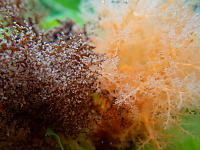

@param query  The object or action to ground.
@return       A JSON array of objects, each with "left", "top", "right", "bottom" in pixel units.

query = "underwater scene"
[{"left": 0, "top": 0, "right": 200, "bottom": 149}]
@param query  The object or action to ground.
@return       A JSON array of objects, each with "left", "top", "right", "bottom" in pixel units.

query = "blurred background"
[{"left": 38, "top": 0, "right": 82, "bottom": 29}]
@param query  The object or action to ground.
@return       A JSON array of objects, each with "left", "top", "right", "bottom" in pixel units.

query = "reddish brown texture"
[{"left": 0, "top": 0, "right": 103, "bottom": 149}]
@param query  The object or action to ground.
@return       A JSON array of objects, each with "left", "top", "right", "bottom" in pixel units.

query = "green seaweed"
[{"left": 45, "top": 128, "right": 64, "bottom": 150}]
